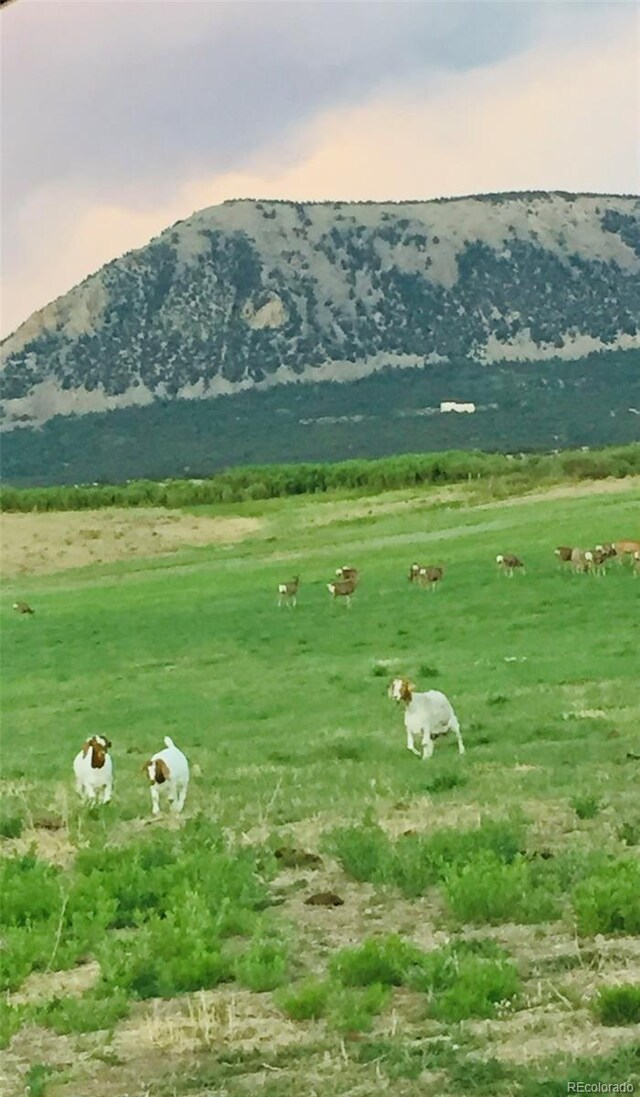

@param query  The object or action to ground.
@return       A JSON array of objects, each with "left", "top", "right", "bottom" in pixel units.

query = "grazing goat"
[
  {"left": 496, "top": 554, "right": 525, "bottom": 577},
  {"left": 633, "top": 550, "right": 640, "bottom": 577},
  {"left": 589, "top": 548, "right": 610, "bottom": 577},
  {"left": 554, "top": 546, "right": 573, "bottom": 566},
  {"left": 277, "top": 575, "right": 300, "bottom": 608},
  {"left": 388, "top": 676, "right": 464, "bottom": 760},
  {"left": 335, "top": 566, "right": 359, "bottom": 585},
  {"left": 73, "top": 736, "right": 113, "bottom": 805},
  {"left": 409, "top": 563, "right": 443, "bottom": 591},
  {"left": 13, "top": 601, "right": 35, "bottom": 615},
  {"left": 570, "top": 548, "right": 593, "bottom": 574},
  {"left": 611, "top": 540, "right": 640, "bottom": 563},
  {"left": 327, "top": 576, "right": 356, "bottom": 606},
  {"left": 143, "top": 736, "right": 190, "bottom": 815}
]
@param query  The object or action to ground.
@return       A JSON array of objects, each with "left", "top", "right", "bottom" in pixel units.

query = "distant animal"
[
  {"left": 496, "top": 554, "right": 525, "bottom": 577},
  {"left": 73, "top": 735, "right": 113, "bottom": 805},
  {"left": 570, "top": 548, "right": 593, "bottom": 574},
  {"left": 589, "top": 548, "right": 610, "bottom": 577},
  {"left": 409, "top": 563, "right": 443, "bottom": 590},
  {"left": 13, "top": 601, "right": 34, "bottom": 615},
  {"left": 277, "top": 575, "right": 300, "bottom": 608},
  {"left": 388, "top": 676, "right": 464, "bottom": 760},
  {"left": 335, "top": 566, "right": 359, "bottom": 585},
  {"left": 327, "top": 577, "right": 357, "bottom": 606},
  {"left": 611, "top": 540, "right": 640, "bottom": 563},
  {"left": 143, "top": 736, "right": 189, "bottom": 815},
  {"left": 554, "top": 546, "right": 573, "bottom": 565},
  {"left": 633, "top": 550, "right": 640, "bottom": 577}
]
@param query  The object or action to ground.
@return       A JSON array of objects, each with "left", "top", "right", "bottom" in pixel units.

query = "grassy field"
[{"left": 1, "top": 477, "right": 639, "bottom": 1096}]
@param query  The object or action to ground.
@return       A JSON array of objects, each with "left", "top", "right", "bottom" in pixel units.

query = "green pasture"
[{"left": 1, "top": 479, "right": 639, "bottom": 1096}]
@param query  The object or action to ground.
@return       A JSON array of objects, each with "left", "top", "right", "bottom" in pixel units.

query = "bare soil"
[{"left": 0, "top": 508, "right": 262, "bottom": 578}]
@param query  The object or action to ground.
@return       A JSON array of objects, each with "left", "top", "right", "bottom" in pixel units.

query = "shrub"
[
  {"left": 36, "top": 989, "right": 130, "bottom": 1034},
  {"left": 571, "top": 795, "right": 601, "bottom": 820},
  {"left": 573, "top": 859, "right": 640, "bottom": 935},
  {"left": 329, "top": 984, "right": 391, "bottom": 1033},
  {"left": 327, "top": 819, "right": 394, "bottom": 884},
  {"left": 408, "top": 939, "right": 520, "bottom": 1021},
  {"left": 593, "top": 984, "right": 640, "bottom": 1026},
  {"left": 328, "top": 816, "right": 524, "bottom": 898},
  {"left": 275, "top": 978, "right": 331, "bottom": 1021},
  {"left": 0, "top": 1000, "right": 31, "bottom": 1049},
  {"left": 0, "top": 806, "right": 25, "bottom": 839},
  {"left": 98, "top": 895, "right": 232, "bottom": 999},
  {"left": 617, "top": 819, "right": 640, "bottom": 846},
  {"left": 442, "top": 852, "right": 561, "bottom": 925},
  {"left": 330, "top": 935, "right": 424, "bottom": 987},
  {"left": 234, "top": 936, "right": 288, "bottom": 992}
]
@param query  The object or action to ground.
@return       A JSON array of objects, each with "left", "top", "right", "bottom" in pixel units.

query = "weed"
[
  {"left": 571, "top": 794, "right": 601, "bottom": 820},
  {"left": 418, "top": 664, "right": 440, "bottom": 678},
  {"left": 25, "top": 1064, "right": 55, "bottom": 1097},
  {"left": 275, "top": 978, "right": 331, "bottom": 1021},
  {"left": 0, "top": 805, "right": 25, "bottom": 838},
  {"left": 442, "top": 852, "right": 561, "bottom": 925},
  {"left": 234, "top": 936, "right": 289, "bottom": 992},
  {"left": 573, "top": 858, "right": 640, "bottom": 935},
  {"left": 423, "top": 768, "right": 468, "bottom": 794},
  {"left": 593, "top": 984, "right": 640, "bottom": 1025},
  {"left": 36, "top": 989, "right": 130, "bottom": 1034},
  {"left": 330, "top": 935, "right": 424, "bottom": 987},
  {"left": 408, "top": 939, "right": 520, "bottom": 1021},
  {"left": 326, "top": 818, "right": 394, "bottom": 884},
  {"left": 617, "top": 819, "right": 640, "bottom": 846},
  {"left": 329, "top": 983, "right": 391, "bottom": 1033}
]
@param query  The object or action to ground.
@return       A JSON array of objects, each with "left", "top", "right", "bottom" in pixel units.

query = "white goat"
[
  {"left": 143, "top": 736, "right": 190, "bottom": 815},
  {"left": 388, "top": 677, "right": 464, "bottom": 760},
  {"left": 73, "top": 736, "right": 113, "bottom": 804}
]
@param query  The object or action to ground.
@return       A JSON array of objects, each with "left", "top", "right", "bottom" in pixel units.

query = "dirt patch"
[
  {"left": 469, "top": 1006, "right": 639, "bottom": 1064},
  {"left": 0, "top": 508, "right": 262, "bottom": 578},
  {"left": 9, "top": 961, "right": 100, "bottom": 1006},
  {"left": 1, "top": 825, "right": 77, "bottom": 867},
  {"left": 476, "top": 475, "right": 640, "bottom": 510}
]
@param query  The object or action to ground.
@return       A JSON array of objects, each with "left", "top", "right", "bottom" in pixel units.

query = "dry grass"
[{"left": 0, "top": 508, "right": 261, "bottom": 577}]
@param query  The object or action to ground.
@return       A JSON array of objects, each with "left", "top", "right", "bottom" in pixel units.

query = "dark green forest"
[{"left": 1, "top": 350, "right": 638, "bottom": 487}]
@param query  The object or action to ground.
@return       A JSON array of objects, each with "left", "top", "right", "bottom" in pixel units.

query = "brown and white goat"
[
  {"left": 570, "top": 548, "right": 593, "bottom": 574},
  {"left": 277, "top": 575, "right": 300, "bottom": 608},
  {"left": 73, "top": 736, "right": 113, "bottom": 804},
  {"left": 409, "top": 563, "right": 444, "bottom": 590},
  {"left": 327, "top": 576, "right": 357, "bottom": 606},
  {"left": 496, "top": 554, "right": 525, "bottom": 577},
  {"left": 335, "top": 566, "right": 359, "bottom": 585},
  {"left": 554, "top": 546, "right": 573, "bottom": 566},
  {"left": 143, "top": 736, "right": 190, "bottom": 815},
  {"left": 388, "top": 676, "right": 464, "bottom": 760}
]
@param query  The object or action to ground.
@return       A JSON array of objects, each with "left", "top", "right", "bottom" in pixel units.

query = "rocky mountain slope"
[{"left": 2, "top": 193, "right": 639, "bottom": 430}]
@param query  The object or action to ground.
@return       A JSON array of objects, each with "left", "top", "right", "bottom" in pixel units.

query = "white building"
[{"left": 440, "top": 401, "right": 476, "bottom": 414}]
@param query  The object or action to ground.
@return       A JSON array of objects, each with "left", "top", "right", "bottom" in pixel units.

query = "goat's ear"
[
  {"left": 155, "top": 759, "right": 170, "bottom": 784},
  {"left": 104, "top": 738, "right": 112, "bottom": 750},
  {"left": 81, "top": 739, "right": 92, "bottom": 757}
]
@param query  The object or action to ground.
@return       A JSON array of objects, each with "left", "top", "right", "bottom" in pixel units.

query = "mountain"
[{"left": 2, "top": 192, "right": 639, "bottom": 484}]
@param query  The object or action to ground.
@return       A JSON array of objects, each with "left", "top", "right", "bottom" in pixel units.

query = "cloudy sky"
[{"left": 2, "top": 0, "right": 638, "bottom": 337}]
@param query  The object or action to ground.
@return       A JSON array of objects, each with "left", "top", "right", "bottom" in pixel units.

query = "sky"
[{"left": 1, "top": 0, "right": 638, "bottom": 338}]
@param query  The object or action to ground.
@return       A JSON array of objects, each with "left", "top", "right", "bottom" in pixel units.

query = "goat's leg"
[
  {"left": 150, "top": 787, "right": 160, "bottom": 815},
  {"left": 102, "top": 783, "right": 112, "bottom": 804},
  {"left": 406, "top": 729, "right": 421, "bottom": 757},
  {"left": 451, "top": 721, "right": 465, "bottom": 755},
  {"left": 176, "top": 784, "right": 188, "bottom": 813},
  {"left": 421, "top": 734, "right": 434, "bottom": 761}
]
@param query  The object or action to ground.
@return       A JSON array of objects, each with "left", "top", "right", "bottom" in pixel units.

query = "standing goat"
[
  {"left": 388, "top": 677, "right": 464, "bottom": 760},
  {"left": 277, "top": 576, "right": 300, "bottom": 608},
  {"left": 570, "top": 548, "right": 593, "bottom": 574},
  {"left": 409, "top": 563, "right": 444, "bottom": 591},
  {"left": 496, "top": 554, "right": 525, "bottom": 577},
  {"left": 327, "top": 576, "right": 357, "bottom": 607},
  {"left": 335, "top": 566, "right": 359, "bottom": 585},
  {"left": 73, "top": 736, "right": 113, "bottom": 805},
  {"left": 143, "top": 736, "right": 190, "bottom": 815}
]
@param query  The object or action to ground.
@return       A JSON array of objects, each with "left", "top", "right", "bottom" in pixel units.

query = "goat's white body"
[
  {"left": 73, "top": 747, "right": 113, "bottom": 804},
  {"left": 403, "top": 689, "right": 464, "bottom": 760},
  {"left": 147, "top": 736, "right": 190, "bottom": 815}
]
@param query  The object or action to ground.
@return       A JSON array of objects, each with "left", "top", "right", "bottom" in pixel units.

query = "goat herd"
[
  {"left": 277, "top": 539, "right": 640, "bottom": 606},
  {"left": 14, "top": 537, "right": 640, "bottom": 814}
]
